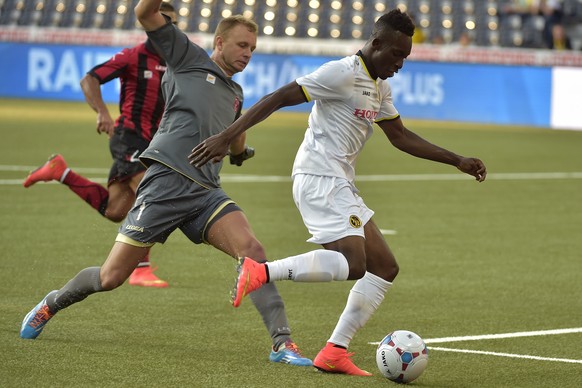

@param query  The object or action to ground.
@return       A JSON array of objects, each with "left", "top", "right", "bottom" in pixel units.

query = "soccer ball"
[{"left": 376, "top": 330, "right": 429, "bottom": 383}]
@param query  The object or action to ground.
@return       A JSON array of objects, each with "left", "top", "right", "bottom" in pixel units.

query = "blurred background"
[
  {"left": 1, "top": 0, "right": 581, "bottom": 129},
  {"left": 2, "top": 0, "right": 581, "bottom": 49}
]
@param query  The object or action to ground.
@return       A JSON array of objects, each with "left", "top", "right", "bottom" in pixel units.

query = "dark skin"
[{"left": 189, "top": 27, "right": 486, "bottom": 282}]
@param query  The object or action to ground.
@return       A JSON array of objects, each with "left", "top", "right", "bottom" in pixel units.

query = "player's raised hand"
[
  {"left": 189, "top": 133, "right": 230, "bottom": 167},
  {"left": 457, "top": 157, "right": 487, "bottom": 182}
]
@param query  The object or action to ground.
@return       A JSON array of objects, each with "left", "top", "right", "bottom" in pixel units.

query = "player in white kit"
[{"left": 190, "top": 9, "right": 487, "bottom": 376}]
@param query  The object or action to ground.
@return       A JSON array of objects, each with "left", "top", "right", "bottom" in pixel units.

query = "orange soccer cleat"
[
  {"left": 23, "top": 154, "right": 68, "bottom": 188},
  {"left": 231, "top": 257, "right": 267, "bottom": 307},
  {"left": 313, "top": 342, "right": 373, "bottom": 376},
  {"left": 129, "top": 266, "right": 169, "bottom": 288}
]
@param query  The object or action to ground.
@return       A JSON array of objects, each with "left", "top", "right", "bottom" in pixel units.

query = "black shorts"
[
  {"left": 118, "top": 163, "right": 241, "bottom": 245},
  {"left": 107, "top": 127, "right": 150, "bottom": 186}
]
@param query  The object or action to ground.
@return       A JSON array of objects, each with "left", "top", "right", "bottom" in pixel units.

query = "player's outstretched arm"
[
  {"left": 379, "top": 117, "right": 487, "bottom": 182},
  {"left": 189, "top": 81, "right": 306, "bottom": 167}
]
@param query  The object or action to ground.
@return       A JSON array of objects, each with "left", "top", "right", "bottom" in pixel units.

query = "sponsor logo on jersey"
[
  {"left": 144, "top": 70, "right": 153, "bottom": 79},
  {"left": 125, "top": 225, "right": 144, "bottom": 233},
  {"left": 155, "top": 65, "right": 167, "bottom": 72},
  {"left": 349, "top": 215, "right": 362, "bottom": 228},
  {"left": 206, "top": 73, "right": 216, "bottom": 84},
  {"left": 362, "top": 90, "right": 371, "bottom": 96},
  {"left": 354, "top": 108, "right": 378, "bottom": 120}
]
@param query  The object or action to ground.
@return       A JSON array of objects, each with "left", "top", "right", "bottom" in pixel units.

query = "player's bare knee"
[
  {"left": 385, "top": 262, "right": 399, "bottom": 282},
  {"left": 107, "top": 214, "right": 126, "bottom": 223},
  {"left": 99, "top": 271, "right": 125, "bottom": 290},
  {"left": 347, "top": 260, "right": 367, "bottom": 280},
  {"left": 373, "top": 260, "right": 399, "bottom": 282},
  {"left": 241, "top": 238, "right": 267, "bottom": 263},
  {"left": 104, "top": 208, "right": 127, "bottom": 223}
]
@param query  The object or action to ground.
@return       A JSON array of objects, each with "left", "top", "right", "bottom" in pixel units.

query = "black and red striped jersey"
[{"left": 88, "top": 39, "right": 166, "bottom": 142}]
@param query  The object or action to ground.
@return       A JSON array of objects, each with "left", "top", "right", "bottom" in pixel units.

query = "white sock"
[
  {"left": 266, "top": 249, "right": 349, "bottom": 282},
  {"left": 328, "top": 271, "right": 392, "bottom": 348}
]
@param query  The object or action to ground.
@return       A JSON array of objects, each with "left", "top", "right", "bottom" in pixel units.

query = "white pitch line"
[
  {"left": 369, "top": 328, "right": 582, "bottom": 364},
  {"left": 0, "top": 165, "right": 109, "bottom": 173},
  {"left": 379, "top": 229, "right": 398, "bottom": 235},
  {"left": 356, "top": 172, "right": 582, "bottom": 181},
  {"left": 2, "top": 165, "right": 582, "bottom": 184},
  {"left": 369, "top": 328, "right": 582, "bottom": 346},
  {"left": 423, "top": 327, "right": 582, "bottom": 344},
  {"left": 428, "top": 346, "right": 582, "bottom": 364}
]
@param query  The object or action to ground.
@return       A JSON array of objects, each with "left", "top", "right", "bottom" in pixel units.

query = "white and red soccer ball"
[{"left": 376, "top": 330, "right": 429, "bottom": 383}]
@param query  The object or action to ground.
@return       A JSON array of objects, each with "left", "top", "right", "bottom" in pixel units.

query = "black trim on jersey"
[
  {"left": 88, "top": 67, "right": 126, "bottom": 85},
  {"left": 355, "top": 50, "right": 375, "bottom": 79},
  {"left": 131, "top": 53, "right": 149, "bottom": 138},
  {"left": 145, "top": 39, "right": 165, "bottom": 135}
]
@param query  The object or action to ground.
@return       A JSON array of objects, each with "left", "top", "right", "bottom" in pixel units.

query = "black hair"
[
  {"left": 160, "top": 1, "right": 175, "bottom": 13},
  {"left": 373, "top": 8, "right": 415, "bottom": 38}
]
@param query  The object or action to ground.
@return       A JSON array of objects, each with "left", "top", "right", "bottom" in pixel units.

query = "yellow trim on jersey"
[
  {"left": 201, "top": 199, "right": 236, "bottom": 244},
  {"left": 300, "top": 85, "right": 312, "bottom": 102},
  {"left": 115, "top": 233, "right": 155, "bottom": 247},
  {"left": 358, "top": 56, "right": 372, "bottom": 79},
  {"left": 375, "top": 114, "right": 400, "bottom": 123},
  {"left": 357, "top": 56, "right": 381, "bottom": 102}
]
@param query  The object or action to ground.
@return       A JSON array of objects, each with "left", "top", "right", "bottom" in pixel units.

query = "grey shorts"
[{"left": 118, "top": 162, "right": 240, "bottom": 245}]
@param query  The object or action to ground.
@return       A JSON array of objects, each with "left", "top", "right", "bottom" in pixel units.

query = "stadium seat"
[{"left": 1, "top": 0, "right": 581, "bottom": 47}]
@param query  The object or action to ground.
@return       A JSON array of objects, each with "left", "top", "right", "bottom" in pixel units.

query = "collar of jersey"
[{"left": 356, "top": 50, "right": 376, "bottom": 82}]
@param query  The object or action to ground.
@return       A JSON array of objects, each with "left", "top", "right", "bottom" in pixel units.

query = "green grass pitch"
[{"left": 1, "top": 98, "right": 581, "bottom": 387}]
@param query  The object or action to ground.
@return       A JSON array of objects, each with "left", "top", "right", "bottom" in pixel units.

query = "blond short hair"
[{"left": 213, "top": 15, "right": 258, "bottom": 48}]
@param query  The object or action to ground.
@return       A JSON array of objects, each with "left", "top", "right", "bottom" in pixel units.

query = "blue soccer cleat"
[
  {"left": 20, "top": 291, "right": 58, "bottom": 339},
  {"left": 269, "top": 340, "right": 313, "bottom": 367}
]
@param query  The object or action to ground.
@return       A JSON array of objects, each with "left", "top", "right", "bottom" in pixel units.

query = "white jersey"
[{"left": 293, "top": 53, "right": 399, "bottom": 183}]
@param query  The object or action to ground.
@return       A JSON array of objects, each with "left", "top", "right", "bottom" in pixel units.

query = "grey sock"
[
  {"left": 46, "top": 267, "right": 104, "bottom": 312},
  {"left": 249, "top": 282, "right": 292, "bottom": 350}
]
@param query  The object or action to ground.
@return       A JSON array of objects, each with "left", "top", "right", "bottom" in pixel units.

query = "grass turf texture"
[{"left": 1, "top": 98, "right": 581, "bottom": 387}]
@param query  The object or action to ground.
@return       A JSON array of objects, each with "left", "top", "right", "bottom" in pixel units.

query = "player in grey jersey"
[{"left": 19, "top": 0, "right": 312, "bottom": 367}]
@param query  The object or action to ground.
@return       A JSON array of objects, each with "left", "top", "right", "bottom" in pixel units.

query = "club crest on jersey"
[
  {"left": 143, "top": 70, "right": 153, "bottom": 79},
  {"left": 206, "top": 73, "right": 216, "bottom": 84},
  {"left": 234, "top": 97, "right": 241, "bottom": 112},
  {"left": 349, "top": 215, "right": 362, "bottom": 228}
]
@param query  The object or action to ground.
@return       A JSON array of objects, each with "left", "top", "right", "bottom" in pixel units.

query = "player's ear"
[{"left": 214, "top": 35, "right": 224, "bottom": 51}]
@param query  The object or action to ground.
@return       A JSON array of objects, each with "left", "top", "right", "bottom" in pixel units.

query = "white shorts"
[{"left": 292, "top": 174, "right": 374, "bottom": 245}]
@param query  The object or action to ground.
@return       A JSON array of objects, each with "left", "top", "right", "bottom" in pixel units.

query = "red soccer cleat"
[
  {"left": 231, "top": 257, "right": 267, "bottom": 307},
  {"left": 129, "top": 266, "right": 169, "bottom": 288},
  {"left": 313, "top": 342, "right": 373, "bottom": 376},
  {"left": 23, "top": 154, "right": 68, "bottom": 188}
]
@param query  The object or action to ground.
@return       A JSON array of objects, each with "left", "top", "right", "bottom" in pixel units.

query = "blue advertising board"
[
  {"left": 391, "top": 61, "right": 551, "bottom": 127},
  {"left": 0, "top": 42, "right": 552, "bottom": 127}
]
